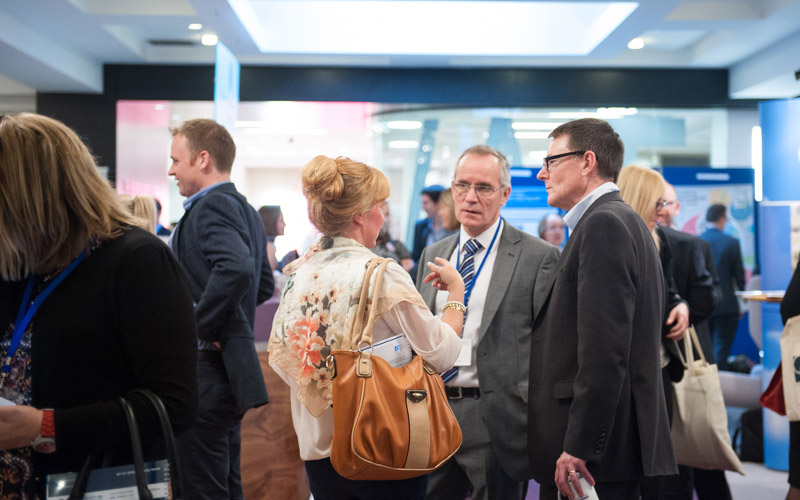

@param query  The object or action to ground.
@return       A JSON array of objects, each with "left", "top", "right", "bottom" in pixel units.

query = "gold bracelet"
[{"left": 443, "top": 301, "right": 466, "bottom": 314}]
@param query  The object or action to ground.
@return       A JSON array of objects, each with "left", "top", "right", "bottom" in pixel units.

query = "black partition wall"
[{"left": 36, "top": 64, "right": 756, "bottom": 182}]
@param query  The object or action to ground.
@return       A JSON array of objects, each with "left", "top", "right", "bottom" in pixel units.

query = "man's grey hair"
[{"left": 455, "top": 145, "right": 511, "bottom": 187}]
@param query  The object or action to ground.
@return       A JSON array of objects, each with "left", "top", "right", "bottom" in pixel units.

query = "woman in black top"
[{"left": 0, "top": 113, "right": 198, "bottom": 498}]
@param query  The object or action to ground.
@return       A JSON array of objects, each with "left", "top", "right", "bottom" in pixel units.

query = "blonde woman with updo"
[{"left": 268, "top": 155, "right": 464, "bottom": 499}]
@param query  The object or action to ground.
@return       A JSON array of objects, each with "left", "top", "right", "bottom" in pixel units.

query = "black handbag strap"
[
  {"left": 68, "top": 397, "right": 152, "bottom": 500},
  {"left": 128, "top": 388, "right": 183, "bottom": 500},
  {"left": 67, "top": 390, "right": 181, "bottom": 500},
  {"left": 119, "top": 396, "right": 155, "bottom": 500}
]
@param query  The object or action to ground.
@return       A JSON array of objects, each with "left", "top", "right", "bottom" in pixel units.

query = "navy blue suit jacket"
[
  {"left": 411, "top": 218, "right": 431, "bottom": 263},
  {"left": 173, "top": 182, "right": 274, "bottom": 414},
  {"left": 700, "top": 227, "right": 745, "bottom": 316}
]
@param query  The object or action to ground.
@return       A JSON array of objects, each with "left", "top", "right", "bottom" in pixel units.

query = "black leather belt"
[{"left": 445, "top": 387, "right": 480, "bottom": 400}]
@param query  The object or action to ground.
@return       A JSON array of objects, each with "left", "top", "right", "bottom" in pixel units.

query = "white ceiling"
[{"left": 1, "top": 0, "right": 799, "bottom": 99}]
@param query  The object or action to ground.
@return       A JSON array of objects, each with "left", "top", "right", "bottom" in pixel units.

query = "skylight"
[{"left": 228, "top": 1, "right": 639, "bottom": 57}]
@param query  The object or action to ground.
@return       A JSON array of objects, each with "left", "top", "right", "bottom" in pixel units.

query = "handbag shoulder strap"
[
  {"left": 128, "top": 389, "right": 184, "bottom": 500},
  {"left": 348, "top": 258, "right": 382, "bottom": 348},
  {"left": 118, "top": 397, "right": 155, "bottom": 500},
  {"left": 348, "top": 257, "right": 390, "bottom": 348},
  {"left": 360, "top": 258, "right": 390, "bottom": 346}
]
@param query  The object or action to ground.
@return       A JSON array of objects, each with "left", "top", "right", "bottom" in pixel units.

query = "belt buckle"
[{"left": 448, "top": 387, "right": 463, "bottom": 400}]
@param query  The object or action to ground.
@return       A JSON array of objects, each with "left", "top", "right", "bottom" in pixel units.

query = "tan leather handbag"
[{"left": 327, "top": 258, "right": 462, "bottom": 480}]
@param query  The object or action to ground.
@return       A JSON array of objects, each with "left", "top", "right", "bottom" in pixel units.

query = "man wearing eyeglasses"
[
  {"left": 416, "top": 145, "right": 559, "bottom": 500},
  {"left": 527, "top": 119, "right": 677, "bottom": 500}
]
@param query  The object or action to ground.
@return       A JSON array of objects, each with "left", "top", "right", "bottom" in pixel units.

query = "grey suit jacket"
[
  {"left": 416, "top": 221, "right": 559, "bottom": 481},
  {"left": 172, "top": 182, "right": 274, "bottom": 415},
  {"left": 528, "top": 192, "right": 677, "bottom": 484}
]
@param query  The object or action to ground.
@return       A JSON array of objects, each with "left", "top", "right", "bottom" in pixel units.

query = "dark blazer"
[
  {"left": 416, "top": 222, "right": 560, "bottom": 481},
  {"left": 700, "top": 227, "right": 745, "bottom": 316},
  {"left": 173, "top": 182, "right": 274, "bottom": 415},
  {"left": 657, "top": 227, "right": 689, "bottom": 382},
  {"left": 528, "top": 192, "right": 677, "bottom": 485},
  {"left": 411, "top": 217, "right": 431, "bottom": 263},
  {"left": 661, "top": 227, "right": 720, "bottom": 359}
]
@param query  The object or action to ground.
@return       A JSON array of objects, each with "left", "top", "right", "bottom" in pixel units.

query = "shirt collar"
[
  {"left": 458, "top": 216, "right": 503, "bottom": 254},
  {"left": 563, "top": 182, "right": 619, "bottom": 230},
  {"left": 183, "top": 180, "right": 232, "bottom": 211}
]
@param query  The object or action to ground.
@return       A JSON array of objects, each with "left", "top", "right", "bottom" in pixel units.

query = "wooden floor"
[{"left": 241, "top": 350, "right": 311, "bottom": 500}]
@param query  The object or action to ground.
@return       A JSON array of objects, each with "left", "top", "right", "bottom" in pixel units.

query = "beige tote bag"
[
  {"left": 780, "top": 315, "right": 800, "bottom": 421},
  {"left": 670, "top": 326, "right": 745, "bottom": 474}
]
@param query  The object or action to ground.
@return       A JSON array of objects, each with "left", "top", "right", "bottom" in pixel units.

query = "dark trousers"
[
  {"left": 791, "top": 421, "right": 800, "bottom": 488},
  {"left": 304, "top": 458, "right": 428, "bottom": 500},
  {"left": 426, "top": 395, "right": 525, "bottom": 500},
  {"left": 176, "top": 351, "right": 243, "bottom": 500},
  {"left": 539, "top": 478, "right": 641, "bottom": 500},
  {"left": 676, "top": 466, "right": 731, "bottom": 500},
  {"left": 707, "top": 314, "right": 739, "bottom": 370}
]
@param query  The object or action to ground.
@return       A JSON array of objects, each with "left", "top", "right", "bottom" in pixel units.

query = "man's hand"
[
  {"left": 555, "top": 451, "right": 594, "bottom": 499},
  {"left": 0, "top": 406, "right": 42, "bottom": 450},
  {"left": 665, "top": 302, "right": 689, "bottom": 340}
]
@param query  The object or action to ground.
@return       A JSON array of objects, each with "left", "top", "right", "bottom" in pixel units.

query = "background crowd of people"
[{"left": 0, "top": 112, "right": 790, "bottom": 500}]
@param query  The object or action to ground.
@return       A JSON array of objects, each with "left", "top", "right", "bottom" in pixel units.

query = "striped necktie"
[
  {"left": 441, "top": 238, "right": 482, "bottom": 384},
  {"left": 459, "top": 238, "right": 482, "bottom": 291}
]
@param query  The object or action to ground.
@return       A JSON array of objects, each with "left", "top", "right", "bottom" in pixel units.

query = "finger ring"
[{"left": 568, "top": 470, "right": 576, "bottom": 474}]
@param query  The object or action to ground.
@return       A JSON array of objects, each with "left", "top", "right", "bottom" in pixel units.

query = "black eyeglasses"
[{"left": 542, "top": 151, "right": 587, "bottom": 172}]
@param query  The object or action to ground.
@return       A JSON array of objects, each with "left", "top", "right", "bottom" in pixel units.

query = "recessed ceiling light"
[
  {"left": 201, "top": 34, "right": 219, "bottom": 46},
  {"left": 386, "top": 120, "right": 422, "bottom": 130},
  {"left": 188, "top": 23, "right": 203, "bottom": 30},
  {"left": 628, "top": 37, "right": 645, "bottom": 50}
]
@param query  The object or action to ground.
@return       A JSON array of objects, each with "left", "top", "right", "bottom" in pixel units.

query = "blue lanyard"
[
  {"left": 2, "top": 250, "right": 86, "bottom": 376},
  {"left": 456, "top": 218, "right": 502, "bottom": 307}
]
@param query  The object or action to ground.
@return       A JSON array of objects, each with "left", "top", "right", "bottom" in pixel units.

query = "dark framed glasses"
[{"left": 542, "top": 151, "right": 587, "bottom": 172}]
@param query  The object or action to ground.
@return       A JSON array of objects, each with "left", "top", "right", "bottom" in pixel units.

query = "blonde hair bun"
[
  {"left": 300, "top": 155, "right": 390, "bottom": 236},
  {"left": 302, "top": 155, "right": 345, "bottom": 202}
]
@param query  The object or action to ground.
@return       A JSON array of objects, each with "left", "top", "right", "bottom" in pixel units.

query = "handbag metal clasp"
[
  {"left": 406, "top": 389, "right": 427, "bottom": 403},
  {"left": 326, "top": 354, "right": 337, "bottom": 379}
]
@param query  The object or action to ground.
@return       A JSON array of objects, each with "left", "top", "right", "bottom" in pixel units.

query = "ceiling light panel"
[{"left": 228, "top": 1, "right": 639, "bottom": 56}]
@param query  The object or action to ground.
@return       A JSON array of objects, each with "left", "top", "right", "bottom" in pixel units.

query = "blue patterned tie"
[{"left": 441, "top": 238, "right": 482, "bottom": 384}]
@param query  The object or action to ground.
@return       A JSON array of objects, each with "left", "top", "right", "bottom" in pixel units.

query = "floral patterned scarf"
[{"left": 268, "top": 236, "right": 425, "bottom": 417}]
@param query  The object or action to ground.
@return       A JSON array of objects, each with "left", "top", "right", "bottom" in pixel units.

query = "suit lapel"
[
  {"left": 477, "top": 224, "right": 521, "bottom": 342},
  {"left": 420, "top": 237, "right": 459, "bottom": 312},
  {"left": 535, "top": 191, "right": 622, "bottom": 322}
]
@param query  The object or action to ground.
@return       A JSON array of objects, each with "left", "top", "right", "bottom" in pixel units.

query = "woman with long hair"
[{"left": 0, "top": 113, "right": 197, "bottom": 498}]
